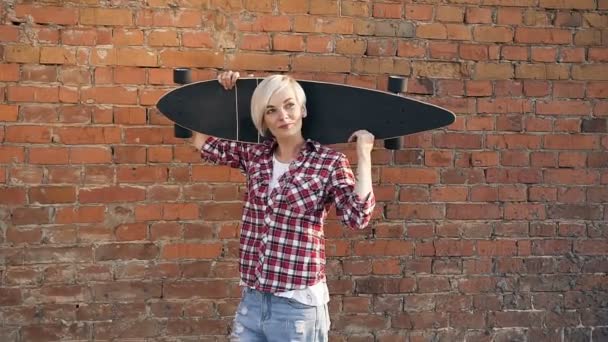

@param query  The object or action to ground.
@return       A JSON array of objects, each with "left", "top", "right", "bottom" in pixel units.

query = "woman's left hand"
[{"left": 348, "top": 130, "right": 375, "bottom": 156}]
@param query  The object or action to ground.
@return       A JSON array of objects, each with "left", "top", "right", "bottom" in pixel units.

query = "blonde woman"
[{"left": 192, "top": 71, "right": 375, "bottom": 342}]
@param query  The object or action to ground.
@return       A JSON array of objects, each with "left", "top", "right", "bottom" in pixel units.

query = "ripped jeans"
[{"left": 230, "top": 287, "right": 330, "bottom": 342}]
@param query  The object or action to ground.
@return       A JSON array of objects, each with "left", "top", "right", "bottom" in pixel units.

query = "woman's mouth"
[{"left": 278, "top": 123, "right": 293, "bottom": 129}]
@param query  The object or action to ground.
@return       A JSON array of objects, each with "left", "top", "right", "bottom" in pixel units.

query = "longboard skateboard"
[{"left": 156, "top": 69, "right": 455, "bottom": 150}]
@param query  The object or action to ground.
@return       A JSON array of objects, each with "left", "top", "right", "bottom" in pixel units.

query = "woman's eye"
[
  {"left": 285, "top": 102, "right": 294, "bottom": 109},
  {"left": 265, "top": 108, "right": 275, "bottom": 115}
]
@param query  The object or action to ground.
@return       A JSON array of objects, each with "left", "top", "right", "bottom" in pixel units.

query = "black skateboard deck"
[{"left": 156, "top": 72, "right": 455, "bottom": 149}]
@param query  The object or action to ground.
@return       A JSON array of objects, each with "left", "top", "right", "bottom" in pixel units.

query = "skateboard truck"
[
  {"left": 173, "top": 68, "right": 193, "bottom": 138},
  {"left": 384, "top": 76, "right": 407, "bottom": 150}
]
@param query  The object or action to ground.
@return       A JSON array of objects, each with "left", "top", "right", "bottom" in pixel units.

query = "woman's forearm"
[
  {"left": 354, "top": 153, "right": 373, "bottom": 198},
  {"left": 192, "top": 132, "right": 209, "bottom": 151}
]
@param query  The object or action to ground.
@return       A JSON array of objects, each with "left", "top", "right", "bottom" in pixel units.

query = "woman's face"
[{"left": 263, "top": 86, "right": 305, "bottom": 140}]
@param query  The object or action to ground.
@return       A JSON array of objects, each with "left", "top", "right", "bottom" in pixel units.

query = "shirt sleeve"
[
  {"left": 329, "top": 154, "right": 375, "bottom": 230},
  {"left": 200, "top": 136, "right": 251, "bottom": 173}
]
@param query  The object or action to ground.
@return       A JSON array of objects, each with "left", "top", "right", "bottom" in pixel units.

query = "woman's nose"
[{"left": 278, "top": 107, "right": 289, "bottom": 119}]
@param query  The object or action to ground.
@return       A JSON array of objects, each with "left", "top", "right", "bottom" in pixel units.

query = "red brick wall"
[{"left": 1, "top": 0, "right": 607, "bottom": 341}]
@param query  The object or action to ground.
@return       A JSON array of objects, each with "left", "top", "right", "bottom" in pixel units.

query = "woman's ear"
[{"left": 302, "top": 106, "right": 307, "bottom": 118}]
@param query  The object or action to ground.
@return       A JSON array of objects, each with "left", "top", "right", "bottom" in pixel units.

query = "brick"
[
  {"left": 113, "top": 67, "right": 146, "bottom": 86},
  {"left": 160, "top": 50, "right": 223, "bottom": 68},
  {"left": 137, "top": 9, "right": 200, "bottom": 27},
  {"left": 238, "top": 15, "right": 291, "bottom": 32},
  {"left": 117, "top": 166, "right": 168, "bottom": 183},
  {"left": 377, "top": 21, "right": 416, "bottom": 38},
  {"left": 5, "top": 45, "right": 40, "bottom": 63},
  {"left": 364, "top": 39, "right": 395, "bottom": 56},
  {"left": 334, "top": 38, "right": 366, "bottom": 56},
  {"left": 545, "top": 135, "right": 599, "bottom": 151},
  {"left": 381, "top": 168, "right": 438, "bottom": 184},
  {"left": 460, "top": 44, "right": 489, "bottom": 61},
  {"left": 417, "top": 23, "right": 447, "bottom": 39},
  {"left": 28, "top": 147, "right": 70, "bottom": 165},
  {"left": 515, "top": 28, "right": 572, "bottom": 44},
  {"left": 80, "top": 8, "right": 133, "bottom": 26},
  {"left": 573, "top": 65, "right": 608, "bottom": 80},
  {"left": 589, "top": 48, "right": 608, "bottom": 62},
  {"left": 61, "top": 28, "right": 97, "bottom": 45},
  {"left": 29, "top": 186, "right": 76, "bottom": 204},
  {"left": 95, "top": 243, "right": 159, "bottom": 261},
  {"left": 429, "top": 42, "right": 458, "bottom": 60},
  {"left": 341, "top": 1, "right": 370, "bottom": 17},
  {"left": 497, "top": 8, "right": 523, "bottom": 25},
  {"left": 477, "top": 240, "right": 517, "bottom": 256},
  {"left": 524, "top": 9, "right": 552, "bottom": 27},
  {"left": 55, "top": 206, "right": 105, "bottom": 224},
  {"left": 80, "top": 186, "right": 146, "bottom": 203},
  {"left": 15, "top": 5, "right": 78, "bottom": 25},
  {"left": 548, "top": 204, "right": 602, "bottom": 220},
  {"left": 227, "top": 53, "right": 288, "bottom": 71},
  {"left": 446, "top": 24, "right": 473, "bottom": 40},
  {"left": 81, "top": 86, "right": 138, "bottom": 105},
  {"left": 515, "top": 64, "right": 570, "bottom": 80},
  {"left": 278, "top": 0, "right": 308, "bottom": 14},
  {"left": 446, "top": 204, "right": 501, "bottom": 219},
  {"left": 70, "top": 147, "right": 113, "bottom": 164},
  {"left": 373, "top": 3, "right": 402, "bottom": 19},
  {"left": 588, "top": 82, "right": 608, "bottom": 99},
  {"left": 0, "top": 104, "right": 18, "bottom": 122},
  {"left": 584, "top": 13, "right": 608, "bottom": 29},
  {"left": 273, "top": 34, "right": 305, "bottom": 52},
  {"left": 412, "top": 61, "right": 461, "bottom": 78},
  {"left": 161, "top": 243, "right": 222, "bottom": 259},
  {"left": 473, "top": 26, "right": 513, "bottom": 43},
  {"left": 113, "top": 29, "right": 145, "bottom": 46},
  {"left": 115, "top": 48, "right": 158, "bottom": 67},
  {"left": 240, "top": 33, "right": 270, "bottom": 51},
  {"left": 0, "top": 25, "right": 19, "bottom": 42},
  {"left": 436, "top": 6, "right": 465, "bottom": 22},
  {"left": 40, "top": 46, "right": 77, "bottom": 65},
  {"left": 0, "top": 64, "right": 19, "bottom": 82},
  {"left": 293, "top": 55, "right": 350, "bottom": 73},
  {"left": 405, "top": 4, "right": 433, "bottom": 20},
  {"left": 473, "top": 62, "right": 514, "bottom": 80},
  {"left": 553, "top": 81, "right": 585, "bottom": 98},
  {"left": 354, "top": 240, "right": 413, "bottom": 256},
  {"left": 5, "top": 125, "right": 51, "bottom": 143},
  {"left": 181, "top": 31, "right": 214, "bottom": 48},
  {"left": 148, "top": 29, "right": 179, "bottom": 47},
  {"left": 483, "top": 0, "right": 539, "bottom": 5},
  {"left": 293, "top": 16, "right": 353, "bottom": 34},
  {"left": 575, "top": 240, "right": 608, "bottom": 255},
  {"left": 467, "top": 7, "right": 493, "bottom": 24},
  {"left": 574, "top": 29, "right": 603, "bottom": 46},
  {"left": 536, "top": 100, "right": 592, "bottom": 116},
  {"left": 540, "top": 0, "right": 596, "bottom": 9},
  {"left": 531, "top": 46, "right": 557, "bottom": 62},
  {"left": 306, "top": 35, "right": 333, "bottom": 53}
]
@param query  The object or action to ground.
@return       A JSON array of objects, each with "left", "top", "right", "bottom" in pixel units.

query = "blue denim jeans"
[{"left": 230, "top": 287, "right": 330, "bottom": 342}]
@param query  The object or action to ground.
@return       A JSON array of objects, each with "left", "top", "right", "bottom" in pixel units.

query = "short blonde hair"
[{"left": 250, "top": 75, "right": 307, "bottom": 136}]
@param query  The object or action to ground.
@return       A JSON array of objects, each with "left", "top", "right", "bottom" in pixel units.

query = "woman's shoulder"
[{"left": 309, "top": 140, "right": 348, "bottom": 166}]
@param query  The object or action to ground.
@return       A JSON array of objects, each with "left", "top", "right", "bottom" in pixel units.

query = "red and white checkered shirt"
[{"left": 202, "top": 136, "right": 375, "bottom": 293}]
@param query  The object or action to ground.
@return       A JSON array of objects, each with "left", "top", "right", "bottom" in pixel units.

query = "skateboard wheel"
[
  {"left": 384, "top": 138, "right": 402, "bottom": 150},
  {"left": 174, "top": 124, "right": 192, "bottom": 138},
  {"left": 174, "top": 68, "right": 192, "bottom": 85},
  {"left": 388, "top": 76, "right": 407, "bottom": 94}
]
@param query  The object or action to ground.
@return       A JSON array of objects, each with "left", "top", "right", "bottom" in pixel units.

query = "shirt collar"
[{"left": 262, "top": 138, "right": 320, "bottom": 154}]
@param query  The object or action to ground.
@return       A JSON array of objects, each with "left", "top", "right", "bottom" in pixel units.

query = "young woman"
[{"left": 192, "top": 71, "right": 375, "bottom": 342}]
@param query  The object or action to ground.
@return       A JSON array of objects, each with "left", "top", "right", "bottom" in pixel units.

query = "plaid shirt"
[{"left": 202, "top": 137, "right": 375, "bottom": 293}]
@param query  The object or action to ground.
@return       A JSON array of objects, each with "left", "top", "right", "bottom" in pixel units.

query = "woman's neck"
[{"left": 274, "top": 135, "right": 305, "bottom": 163}]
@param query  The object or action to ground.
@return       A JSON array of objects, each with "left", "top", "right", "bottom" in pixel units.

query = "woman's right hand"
[{"left": 218, "top": 70, "right": 240, "bottom": 90}]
